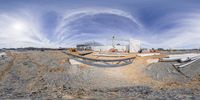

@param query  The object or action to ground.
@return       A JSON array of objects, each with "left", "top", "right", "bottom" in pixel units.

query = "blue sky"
[{"left": 0, "top": 0, "right": 200, "bottom": 48}]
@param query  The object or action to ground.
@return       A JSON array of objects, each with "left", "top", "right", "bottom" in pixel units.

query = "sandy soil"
[{"left": 0, "top": 50, "right": 200, "bottom": 99}]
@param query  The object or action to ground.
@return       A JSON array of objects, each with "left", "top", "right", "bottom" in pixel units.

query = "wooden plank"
[{"left": 93, "top": 54, "right": 126, "bottom": 57}]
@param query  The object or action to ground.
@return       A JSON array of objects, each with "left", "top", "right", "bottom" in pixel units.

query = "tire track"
[{"left": 0, "top": 51, "right": 16, "bottom": 81}]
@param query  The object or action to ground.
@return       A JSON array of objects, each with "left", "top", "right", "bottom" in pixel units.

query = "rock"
[{"left": 62, "top": 94, "right": 74, "bottom": 99}]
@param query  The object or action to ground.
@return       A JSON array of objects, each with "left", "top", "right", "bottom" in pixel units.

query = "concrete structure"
[
  {"left": 91, "top": 39, "right": 141, "bottom": 53},
  {"left": 129, "top": 39, "right": 141, "bottom": 53},
  {"left": 92, "top": 45, "right": 128, "bottom": 52},
  {"left": 76, "top": 44, "right": 92, "bottom": 51},
  {"left": 76, "top": 39, "right": 141, "bottom": 53}
]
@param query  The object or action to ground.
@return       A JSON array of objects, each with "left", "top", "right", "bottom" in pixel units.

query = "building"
[
  {"left": 76, "top": 44, "right": 92, "bottom": 51},
  {"left": 129, "top": 39, "right": 141, "bottom": 53},
  {"left": 76, "top": 39, "right": 141, "bottom": 53},
  {"left": 76, "top": 41, "right": 102, "bottom": 51}
]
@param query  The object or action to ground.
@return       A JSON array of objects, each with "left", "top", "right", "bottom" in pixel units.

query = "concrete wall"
[
  {"left": 92, "top": 45, "right": 128, "bottom": 52},
  {"left": 90, "top": 39, "right": 141, "bottom": 53},
  {"left": 129, "top": 39, "right": 141, "bottom": 53}
]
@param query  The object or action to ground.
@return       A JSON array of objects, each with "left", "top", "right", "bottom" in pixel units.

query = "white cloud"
[
  {"left": 0, "top": 10, "right": 57, "bottom": 48},
  {"left": 0, "top": 7, "right": 200, "bottom": 49},
  {"left": 54, "top": 7, "right": 142, "bottom": 46},
  {"left": 146, "top": 12, "right": 200, "bottom": 49}
]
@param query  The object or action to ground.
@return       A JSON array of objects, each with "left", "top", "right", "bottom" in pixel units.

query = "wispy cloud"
[
  {"left": 143, "top": 12, "right": 200, "bottom": 49},
  {"left": 0, "top": 8, "right": 142, "bottom": 48},
  {"left": 54, "top": 7, "right": 142, "bottom": 47},
  {"left": 0, "top": 10, "right": 54, "bottom": 48},
  {"left": 0, "top": 4, "right": 200, "bottom": 49}
]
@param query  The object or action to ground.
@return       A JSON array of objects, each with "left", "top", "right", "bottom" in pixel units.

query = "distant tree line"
[{"left": 0, "top": 47, "right": 69, "bottom": 51}]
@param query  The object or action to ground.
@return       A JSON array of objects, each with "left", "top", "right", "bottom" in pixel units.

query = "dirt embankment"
[{"left": 0, "top": 51, "right": 16, "bottom": 80}]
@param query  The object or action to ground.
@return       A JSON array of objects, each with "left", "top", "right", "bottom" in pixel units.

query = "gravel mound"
[
  {"left": 146, "top": 60, "right": 200, "bottom": 83},
  {"left": 146, "top": 62, "right": 188, "bottom": 82}
]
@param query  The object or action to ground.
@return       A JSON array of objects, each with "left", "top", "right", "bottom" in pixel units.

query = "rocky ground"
[{"left": 0, "top": 50, "right": 200, "bottom": 100}]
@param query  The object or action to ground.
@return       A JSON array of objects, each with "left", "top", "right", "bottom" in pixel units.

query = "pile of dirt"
[{"left": 145, "top": 60, "right": 200, "bottom": 87}]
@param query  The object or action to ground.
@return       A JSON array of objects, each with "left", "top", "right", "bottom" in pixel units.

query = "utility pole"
[{"left": 112, "top": 35, "right": 115, "bottom": 49}]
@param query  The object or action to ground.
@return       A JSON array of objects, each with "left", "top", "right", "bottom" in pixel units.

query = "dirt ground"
[{"left": 0, "top": 50, "right": 200, "bottom": 100}]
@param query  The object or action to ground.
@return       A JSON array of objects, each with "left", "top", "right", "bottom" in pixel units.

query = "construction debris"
[
  {"left": 0, "top": 52, "right": 6, "bottom": 58},
  {"left": 137, "top": 53, "right": 160, "bottom": 57}
]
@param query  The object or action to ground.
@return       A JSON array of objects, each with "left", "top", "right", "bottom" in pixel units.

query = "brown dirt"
[{"left": 0, "top": 51, "right": 16, "bottom": 80}]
